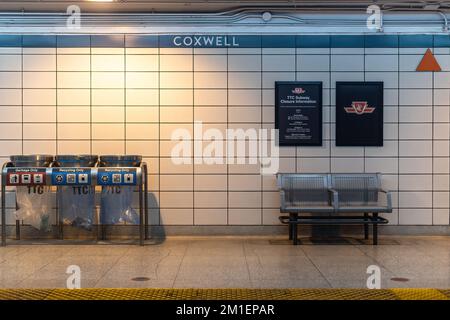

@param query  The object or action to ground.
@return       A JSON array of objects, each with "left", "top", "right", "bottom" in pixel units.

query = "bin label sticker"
[
  {"left": 97, "top": 168, "right": 138, "bottom": 186},
  {"left": 51, "top": 168, "right": 92, "bottom": 185},
  {"left": 6, "top": 168, "right": 47, "bottom": 186}
]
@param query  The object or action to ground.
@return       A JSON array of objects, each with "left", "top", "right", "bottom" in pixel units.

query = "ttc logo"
[
  {"left": 344, "top": 101, "right": 375, "bottom": 115},
  {"left": 292, "top": 87, "right": 306, "bottom": 94}
]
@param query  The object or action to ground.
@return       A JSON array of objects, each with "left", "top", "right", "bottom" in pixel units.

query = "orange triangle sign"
[{"left": 416, "top": 48, "right": 441, "bottom": 72}]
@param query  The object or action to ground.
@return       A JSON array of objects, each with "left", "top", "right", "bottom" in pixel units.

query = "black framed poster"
[
  {"left": 275, "top": 81, "right": 322, "bottom": 146},
  {"left": 336, "top": 82, "right": 383, "bottom": 146}
]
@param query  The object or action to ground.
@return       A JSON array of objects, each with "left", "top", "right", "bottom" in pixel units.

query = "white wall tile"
[
  {"left": 228, "top": 209, "right": 261, "bottom": 225},
  {"left": 92, "top": 89, "right": 124, "bottom": 106},
  {"left": 228, "top": 107, "right": 261, "bottom": 123},
  {"left": 365, "top": 158, "right": 398, "bottom": 174},
  {"left": 0, "top": 72, "right": 21, "bottom": 88},
  {"left": 57, "top": 140, "right": 90, "bottom": 154},
  {"left": 297, "top": 55, "right": 329, "bottom": 72},
  {"left": 57, "top": 123, "right": 91, "bottom": 140},
  {"left": 57, "top": 72, "right": 90, "bottom": 88},
  {"left": 399, "top": 141, "right": 432, "bottom": 156},
  {"left": 159, "top": 192, "right": 193, "bottom": 208},
  {"left": 126, "top": 89, "right": 159, "bottom": 106},
  {"left": 23, "top": 72, "right": 56, "bottom": 88},
  {"left": 399, "top": 123, "right": 432, "bottom": 139},
  {"left": 91, "top": 55, "right": 124, "bottom": 71},
  {"left": 0, "top": 124, "right": 21, "bottom": 139},
  {"left": 126, "top": 123, "right": 158, "bottom": 139},
  {"left": 434, "top": 72, "right": 450, "bottom": 88},
  {"left": 160, "top": 106, "right": 193, "bottom": 122},
  {"left": 194, "top": 72, "right": 227, "bottom": 89},
  {"left": 228, "top": 55, "right": 261, "bottom": 71},
  {"left": 126, "top": 106, "right": 158, "bottom": 123},
  {"left": 297, "top": 158, "right": 330, "bottom": 173},
  {"left": 434, "top": 89, "right": 450, "bottom": 106},
  {"left": 399, "top": 175, "right": 432, "bottom": 191},
  {"left": 364, "top": 72, "right": 398, "bottom": 89},
  {"left": 57, "top": 55, "right": 90, "bottom": 71},
  {"left": 92, "top": 72, "right": 124, "bottom": 88},
  {"left": 23, "top": 89, "right": 56, "bottom": 105},
  {"left": 433, "top": 209, "right": 450, "bottom": 225},
  {"left": 125, "top": 72, "right": 158, "bottom": 88},
  {"left": 23, "top": 106, "right": 56, "bottom": 123},
  {"left": 194, "top": 192, "right": 227, "bottom": 208},
  {"left": 296, "top": 72, "right": 330, "bottom": 88},
  {"left": 399, "top": 106, "right": 432, "bottom": 123},
  {"left": 399, "top": 158, "right": 432, "bottom": 174},
  {"left": 194, "top": 209, "right": 227, "bottom": 225},
  {"left": 399, "top": 209, "right": 432, "bottom": 225},
  {"left": 194, "top": 106, "right": 227, "bottom": 123},
  {"left": 331, "top": 158, "right": 364, "bottom": 173},
  {"left": 23, "top": 140, "right": 56, "bottom": 154},
  {"left": 433, "top": 192, "right": 449, "bottom": 208},
  {"left": 0, "top": 89, "right": 21, "bottom": 105},
  {"left": 92, "top": 141, "right": 124, "bottom": 154},
  {"left": 434, "top": 123, "right": 450, "bottom": 140},
  {"left": 228, "top": 90, "right": 261, "bottom": 105},
  {"left": 160, "top": 72, "right": 193, "bottom": 89},
  {"left": 434, "top": 158, "right": 450, "bottom": 174},
  {"left": 365, "top": 55, "right": 398, "bottom": 71},
  {"left": 228, "top": 72, "right": 261, "bottom": 89},
  {"left": 399, "top": 192, "right": 432, "bottom": 208},
  {"left": 331, "top": 55, "right": 364, "bottom": 71},
  {"left": 194, "top": 175, "right": 227, "bottom": 191},
  {"left": 126, "top": 55, "right": 158, "bottom": 71},
  {"left": 433, "top": 175, "right": 450, "bottom": 190},
  {"left": 23, "top": 55, "right": 55, "bottom": 71},
  {"left": 159, "top": 209, "right": 193, "bottom": 225},
  {"left": 92, "top": 106, "right": 124, "bottom": 123},
  {"left": 330, "top": 72, "right": 364, "bottom": 87},
  {"left": 160, "top": 55, "right": 192, "bottom": 71},
  {"left": 23, "top": 123, "right": 56, "bottom": 139},
  {"left": 160, "top": 89, "right": 193, "bottom": 106},
  {"left": 194, "top": 90, "right": 227, "bottom": 105},
  {"left": 434, "top": 141, "right": 449, "bottom": 157},
  {"left": 262, "top": 55, "right": 295, "bottom": 71},
  {"left": 58, "top": 89, "right": 90, "bottom": 105},
  {"left": 193, "top": 55, "right": 227, "bottom": 71},
  {"left": 92, "top": 124, "right": 124, "bottom": 140},
  {"left": 399, "top": 72, "right": 432, "bottom": 88},
  {"left": 229, "top": 175, "right": 261, "bottom": 191},
  {"left": 126, "top": 140, "right": 158, "bottom": 157},
  {"left": 0, "top": 141, "right": 21, "bottom": 156},
  {"left": 0, "top": 106, "right": 21, "bottom": 122},
  {"left": 399, "top": 55, "right": 422, "bottom": 71},
  {"left": 160, "top": 175, "right": 193, "bottom": 191},
  {"left": 0, "top": 55, "right": 21, "bottom": 71}
]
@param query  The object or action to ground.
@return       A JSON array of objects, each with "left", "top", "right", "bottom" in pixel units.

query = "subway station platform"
[
  {"left": 0, "top": 288, "right": 448, "bottom": 300},
  {"left": 0, "top": 236, "right": 449, "bottom": 291}
]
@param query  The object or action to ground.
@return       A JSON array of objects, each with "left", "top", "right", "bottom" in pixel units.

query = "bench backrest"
[
  {"left": 330, "top": 173, "right": 381, "bottom": 205},
  {"left": 277, "top": 174, "right": 330, "bottom": 206}
]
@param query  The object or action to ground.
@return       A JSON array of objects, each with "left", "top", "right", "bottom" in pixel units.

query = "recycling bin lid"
[
  {"left": 55, "top": 155, "right": 98, "bottom": 167},
  {"left": 99, "top": 155, "right": 142, "bottom": 167},
  {"left": 10, "top": 155, "right": 54, "bottom": 167}
]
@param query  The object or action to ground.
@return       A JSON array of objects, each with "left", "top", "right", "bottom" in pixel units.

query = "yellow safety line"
[{"left": 0, "top": 288, "right": 448, "bottom": 300}]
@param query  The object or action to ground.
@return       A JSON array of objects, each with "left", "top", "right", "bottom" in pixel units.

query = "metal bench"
[{"left": 278, "top": 173, "right": 392, "bottom": 245}]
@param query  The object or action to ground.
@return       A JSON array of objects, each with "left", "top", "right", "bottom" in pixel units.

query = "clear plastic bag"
[
  {"left": 15, "top": 186, "right": 52, "bottom": 232},
  {"left": 100, "top": 186, "right": 139, "bottom": 225},
  {"left": 59, "top": 186, "right": 95, "bottom": 230}
]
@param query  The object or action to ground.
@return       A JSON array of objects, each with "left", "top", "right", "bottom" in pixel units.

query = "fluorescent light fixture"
[{"left": 88, "top": 0, "right": 114, "bottom": 2}]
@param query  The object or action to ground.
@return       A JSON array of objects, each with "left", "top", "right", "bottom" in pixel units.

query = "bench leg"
[
  {"left": 373, "top": 213, "right": 378, "bottom": 245},
  {"left": 293, "top": 224, "right": 298, "bottom": 245},
  {"left": 288, "top": 214, "right": 294, "bottom": 240},
  {"left": 364, "top": 212, "right": 369, "bottom": 240}
]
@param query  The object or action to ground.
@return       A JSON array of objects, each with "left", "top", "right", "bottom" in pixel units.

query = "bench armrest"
[
  {"left": 328, "top": 188, "right": 339, "bottom": 210},
  {"left": 379, "top": 189, "right": 393, "bottom": 210}
]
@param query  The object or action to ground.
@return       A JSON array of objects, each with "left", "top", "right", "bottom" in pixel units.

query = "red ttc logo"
[{"left": 344, "top": 101, "right": 375, "bottom": 115}]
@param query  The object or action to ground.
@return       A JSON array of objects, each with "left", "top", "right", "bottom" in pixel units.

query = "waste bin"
[
  {"left": 55, "top": 155, "right": 98, "bottom": 231},
  {"left": 10, "top": 155, "right": 54, "bottom": 232},
  {"left": 99, "top": 155, "right": 141, "bottom": 225}
]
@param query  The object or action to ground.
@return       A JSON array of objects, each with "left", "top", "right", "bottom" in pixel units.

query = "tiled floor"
[{"left": 0, "top": 236, "right": 449, "bottom": 289}]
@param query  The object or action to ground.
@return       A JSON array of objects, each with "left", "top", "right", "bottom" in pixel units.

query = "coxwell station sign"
[{"left": 172, "top": 35, "right": 240, "bottom": 47}]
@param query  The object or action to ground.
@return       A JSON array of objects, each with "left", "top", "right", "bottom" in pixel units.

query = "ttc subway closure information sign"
[
  {"left": 275, "top": 81, "right": 322, "bottom": 146},
  {"left": 336, "top": 82, "right": 383, "bottom": 146}
]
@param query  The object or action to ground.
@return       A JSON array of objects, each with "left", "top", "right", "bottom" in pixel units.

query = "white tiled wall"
[{"left": 0, "top": 42, "right": 449, "bottom": 227}]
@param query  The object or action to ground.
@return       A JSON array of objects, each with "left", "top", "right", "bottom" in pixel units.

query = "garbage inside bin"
[
  {"left": 10, "top": 155, "right": 53, "bottom": 232},
  {"left": 99, "top": 155, "right": 141, "bottom": 225},
  {"left": 55, "top": 155, "right": 98, "bottom": 231}
]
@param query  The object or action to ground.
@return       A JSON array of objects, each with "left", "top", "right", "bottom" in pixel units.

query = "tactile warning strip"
[{"left": 0, "top": 288, "right": 448, "bottom": 300}]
